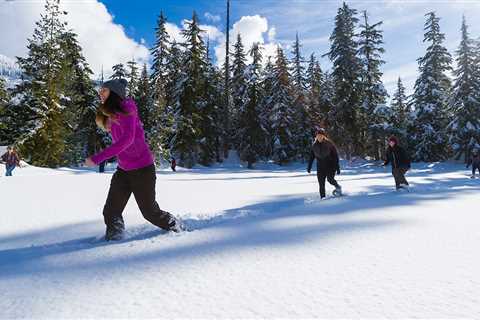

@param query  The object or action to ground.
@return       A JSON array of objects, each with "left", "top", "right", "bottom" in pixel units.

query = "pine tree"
[
  {"left": 126, "top": 60, "right": 139, "bottom": 97},
  {"left": 259, "top": 57, "right": 276, "bottom": 159},
  {"left": 306, "top": 55, "right": 333, "bottom": 130},
  {"left": 0, "top": 77, "right": 7, "bottom": 106},
  {"left": 135, "top": 64, "right": 153, "bottom": 138},
  {"left": 358, "top": 10, "right": 388, "bottom": 160},
  {"left": 390, "top": 78, "right": 411, "bottom": 135},
  {"left": 230, "top": 33, "right": 248, "bottom": 148},
  {"left": 150, "top": 11, "right": 171, "bottom": 163},
  {"left": 162, "top": 41, "right": 182, "bottom": 154},
  {"left": 388, "top": 77, "right": 414, "bottom": 154},
  {"left": 110, "top": 63, "right": 126, "bottom": 80},
  {"left": 170, "top": 12, "right": 207, "bottom": 168},
  {"left": 12, "top": 0, "right": 68, "bottom": 167},
  {"left": 58, "top": 30, "right": 98, "bottom": 164},
  {"left": 447, "top": 16, "right": 480, "bottom": 162},
  {"left": 151, "top": 11, "right": 171, "bottom": 85},
  {"left": 270, "top": 46, "right": 296, "bottom": 165},
  {"left": 237, "top": 43, "right": 265, "bottom": 168},
  {"left": 198, "top": 40, "right": 223, "bottom": 165},
  {"left": 0, "top": 77, "right": 8, "bottom": 136},
  {"left": 319, "top": 71, "right": 335, "bottom": 127},
  {"left": 326, "top": 2, "right": 363, "bottom": 159},
  {"left": 305, "top": 53, "right": 321, "bottom": 126},
  {"left": 412, "top": 12, "right": 452, "bottom": 162},
  {"left": 290, "top": 33, "right": 311, "bottom": 161}
]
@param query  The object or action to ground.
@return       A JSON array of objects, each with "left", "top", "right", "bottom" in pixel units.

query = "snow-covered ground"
[{"left": 1, "top": 160, "right": 479, "bottom": 318}]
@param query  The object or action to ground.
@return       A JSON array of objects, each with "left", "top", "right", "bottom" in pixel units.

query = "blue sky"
[
  {"left": 96, "top": 0, "right": 480, "bottom": 96},
  {"left": 1, "top": 0, "right": 480, "bottom": 97}
]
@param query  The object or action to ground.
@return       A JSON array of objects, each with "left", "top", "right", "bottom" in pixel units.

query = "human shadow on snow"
[{"left": 0, "top": 168, "right": 478, "bottom": 278}]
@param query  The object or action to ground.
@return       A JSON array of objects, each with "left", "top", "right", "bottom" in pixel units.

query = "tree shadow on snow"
[{"left": 0, "top": 169, "right": 478, "bottom": 279}]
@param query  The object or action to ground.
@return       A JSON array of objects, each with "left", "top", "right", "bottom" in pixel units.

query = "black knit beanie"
[{"left": 102, "top": 79, "right": 128, "bottom": 99}]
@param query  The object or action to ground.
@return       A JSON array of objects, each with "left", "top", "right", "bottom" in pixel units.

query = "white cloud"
[
  {"left": 214, "top": 15, "right": 280, "bottom": 66},
  {"left": 204, "top": 12, "right": 221, "bottom": 23},
  {"left": 165, "top": 20, "right": 223, "bottom": 46},
  {"left": 0, "top": 0, "right": 150, "bottom": 77},
  {"left": 268, "top": 27, "right": 276, "bottom": 42},
  {"left": 165, "top": 22, "right": 184, "bottom": 43},
  {"left": 200, "top": 24, "right": 224, "bottom": 43}
]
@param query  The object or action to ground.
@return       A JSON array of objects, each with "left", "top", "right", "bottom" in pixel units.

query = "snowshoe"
[
  {"left": 332, "top": 185, "right": 343, "bottom": 197},
  {"left": 167, "top": 216, "right": 187, "bottom": 233},
  {"left": 105, "top": 228, "right": 124, "bottom": 241},
  {"left": 105, "top": 218, "right": 125, "bottom": 241},
  {"left": 396, "top": 185, "right": 410, "bottom": 192}
]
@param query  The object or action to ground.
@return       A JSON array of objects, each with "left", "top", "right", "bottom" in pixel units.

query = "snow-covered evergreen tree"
[
  {"left": 151, "top": 11, "right": 170, "bottom": 86},
  {"left": 0, "top": 77, "right": 8, "bottom": 137},
  {"left": 12, "top": 0, "right": 68, "bottom": 167},
  {"left": 270, "top": 46, "right": 296, "bottom": 165},
  {"left": 305, "top": 53, "right": 321, "bottom": 126},
  {"left": 58, "top": 30, "right": 98, "bottom": 164},
  {"left": 126, "top": 60, "right": 139, "bottom": 97},
  {"left": 259, "top": 57, "right": 276, "bottom": 159},
  {"left": 358, "top": 10, "right": 388, "bottom": 160},
  {"left": 161, "top": 41, "right": 182, "bottom": 154},
  {"left": 237, "top": 43, "right": 265, "bottom": 168},
  {"left": 326, "top": 2, "right": 363, "bottom": 159},
  {"left": 198, "top": 40, "right": 223, "bottom": 165},
  {"left": 447, "top": 16, "right": 480, "bottom": 162},
  {"left": 412, "top": 12, "right": 452, "bottom": 162},
  {"left": 230, "top": 33, "right": 248, "bottom": 148},
  {"left": 135, "top": 64, "right": 153, "bottom": 138},
  {"left": 170, "top": 12, "right": 207, "bottom": 168},
  {"left": 290, "top": 33, "right": 311, "bottom": 161},
  {"left": 150, "top": 11, "right": 171, "bottom": 163},
  {"left": 110, "top": 63, "right": 126, "bottom": 80},
  {"left": 319, "top": 71, "right": 335, "bottom": 127},
  {"left": 389, "top": 77, "right": 412, "bottom": 138}
]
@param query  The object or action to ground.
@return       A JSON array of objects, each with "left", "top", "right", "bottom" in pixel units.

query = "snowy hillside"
[
  {"left": 0, "top": 161, "right": 479, "bottom": 318},
  {"left": 0, "top": 54, "right": 22, "bottom": 84}
]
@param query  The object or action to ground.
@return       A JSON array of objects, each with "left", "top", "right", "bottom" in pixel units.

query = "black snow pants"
[
  {"left": 103, "top": 164, "right": 175, "bottom": 232},
  {"left": 472, "top": 165, "right": 479, "bottom": 176},
  {"left": 317, "top": 170, "right": 340, "bottom": 198},
  {"left": 392, "top": 168, "right": 409, "bottom": 189}
]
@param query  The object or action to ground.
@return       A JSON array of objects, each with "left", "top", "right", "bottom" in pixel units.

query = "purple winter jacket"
[{"left": 91, "top": 98, "right": 154, "bottom": 171}]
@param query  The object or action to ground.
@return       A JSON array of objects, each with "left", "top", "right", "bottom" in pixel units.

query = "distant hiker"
[
  {"left": 307, "top": 128, "right": 342, "bottom": 199},
  {"left": 171, "top": 157, "right": 177, "bottom": 172},
  {"left": 1, "top": 146, "right": 21, "bottom": 177},
  {"left": 84, "top": 78, "right": 185, "bottom": 241},
  {"left": 466, "top": 149, "right": 480, "bottom": 179},
  {"left": 383, "top": 135, "right": 411, "bottom": 190},
  {"left": 98, "top": 160, "right": 106, "bottom": 173}
]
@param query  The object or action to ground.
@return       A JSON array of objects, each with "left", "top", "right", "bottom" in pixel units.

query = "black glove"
[
  {"left": 336, "top": 168, "right": 341, "bottom": 175},
  {"left": 307, "top": 168, "right": 311, "bottom": 174}
]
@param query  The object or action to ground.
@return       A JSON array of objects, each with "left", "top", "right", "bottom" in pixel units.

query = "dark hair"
[
  {"left": 96, "top": 91, "right": 128, "bottom": 130},
  {"left": 388, "top": 135, "right": 399, "bottom": 145},
  {"left": 102, "top": 91, "right": 125, "bottom": 116}
]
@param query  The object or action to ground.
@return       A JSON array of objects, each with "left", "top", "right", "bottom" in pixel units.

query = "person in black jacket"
[
  {"left": 383, "top": 135, "right": 411, "bottom": 190},
  {"left": 307, "top": 128, "right": 342, "bottom": 199},
  {"left": 466, "top": 149, "right": 480, "bottom": 178}
]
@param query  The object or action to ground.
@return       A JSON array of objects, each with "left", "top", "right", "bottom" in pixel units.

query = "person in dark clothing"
[
  {"left": 307, "top": 128, "right": 342, "bottom": 199},
  {"left": 1, "top": 146, "right": 21, "bottom": 176},
  {"left": 171, "top": 157, "right": 177, "bottom": 172},
  {"left": 99, "top": 160, "right": 106, "bottom": 173},
  {"left": 466, "top": 149, "right": 480, "bottom": 178},
  {"left": 383, "top": 136, "right": 411, "bottom": 190}
]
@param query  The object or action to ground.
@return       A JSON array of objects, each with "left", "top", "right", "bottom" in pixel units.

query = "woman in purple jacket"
[{"left": 85, "top": 79, "right": 185, "bottom": 241}]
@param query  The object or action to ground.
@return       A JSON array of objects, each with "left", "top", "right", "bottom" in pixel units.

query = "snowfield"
[{"left": 1, "top": 160, "right": 479, "bottom": 318}]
